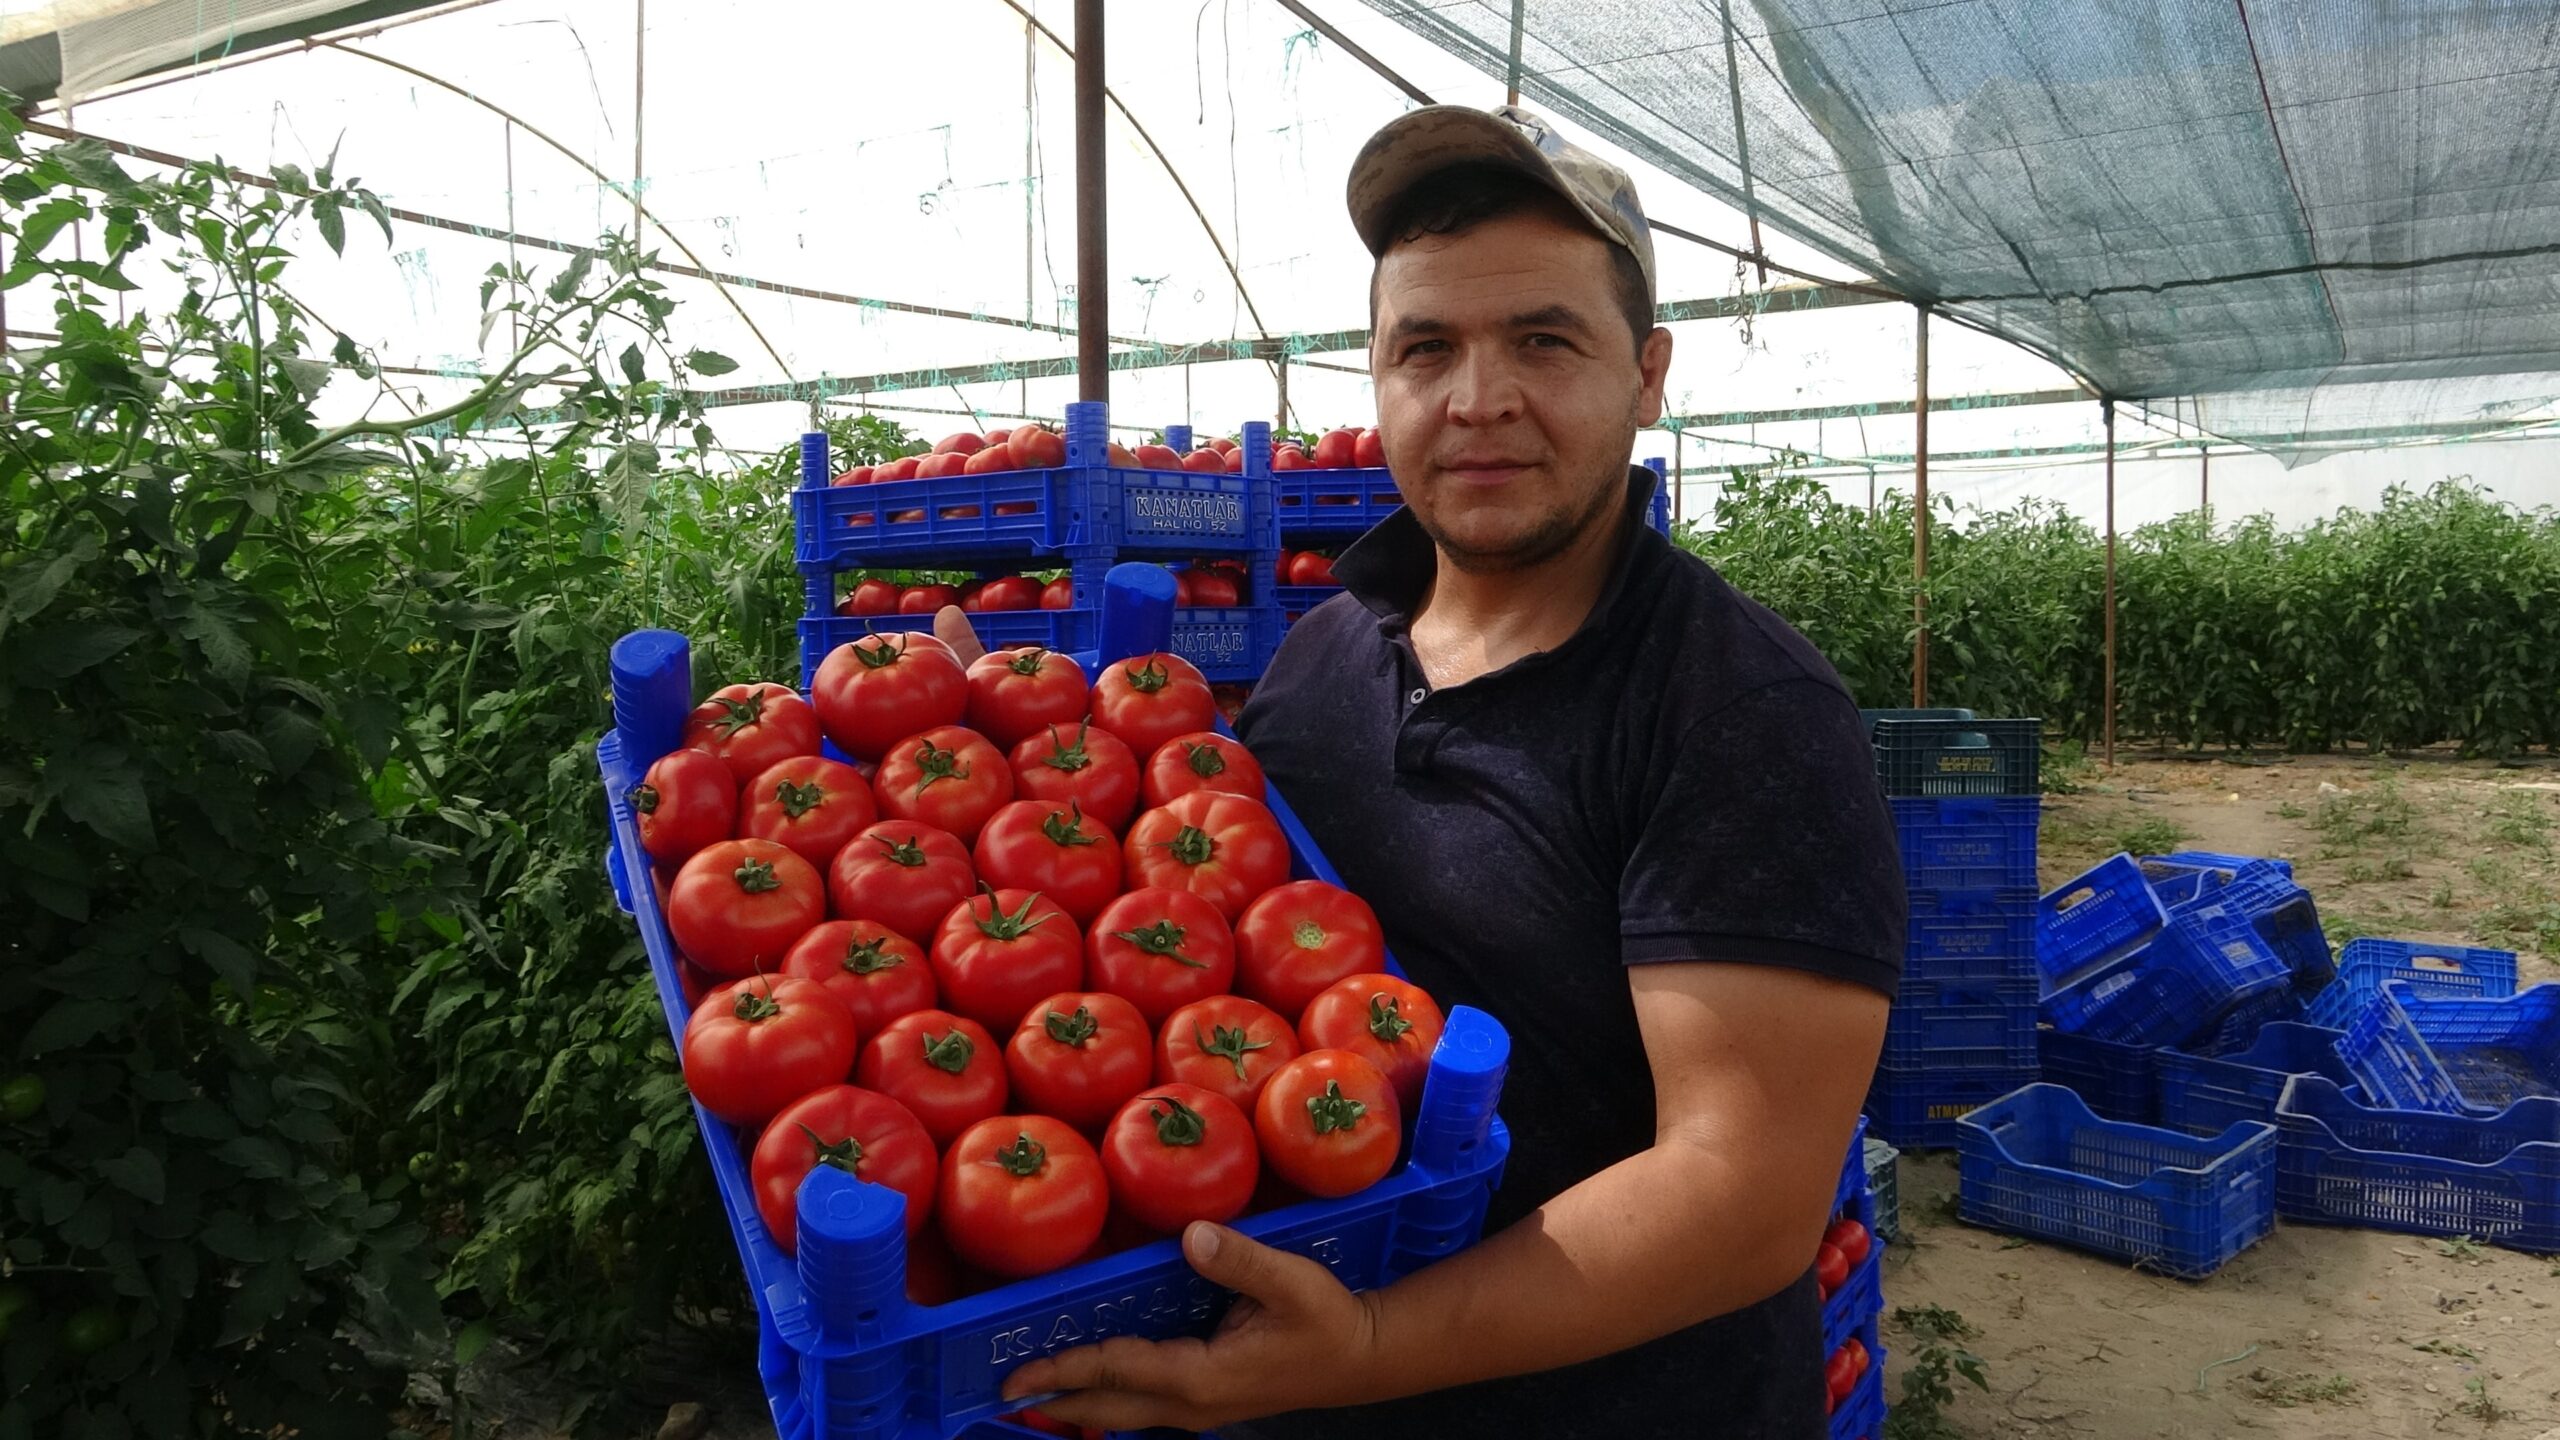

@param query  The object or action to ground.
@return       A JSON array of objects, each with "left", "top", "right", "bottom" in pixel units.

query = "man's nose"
[{"left": 1445, "top": 346, "right": 1524, "bottom": 427}]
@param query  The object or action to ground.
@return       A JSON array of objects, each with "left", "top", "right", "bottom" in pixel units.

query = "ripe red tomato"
[
  {"left": 933, "top": 432, "right": 986, "bottom": 456},
  {"left": 976, "top": 575, "right": 1041, "bottom": 611},
  {"left": 857, "top": 1009, "right": 1008, "bottom": 1148},
  {"left": 972, "top": 800, "right": 1122, "bottom": 927},
  {"left": 965, "top": 647, "right": 1089, "bottom": 750},
  {"left": 1311, "top": 429, "right": 1357, "bottom": 469},
  {"left": 1140, "top": 731, "right": 1266, "bottom": 809},
  {"left": 1270, "top": 444, "right": 1310, "bottom": 471},
  {"left": 1123, "top": 790, "right": 1291, "bottom": 923},
  {"left": 1287, "top": 551, "right": 1337, "bottom": 586},
  {"left": 752, "top": 1084, "right": 938, "bottom": 1252},
  {"left": 1038, "top": 576, "right": 1074, "bottom": 610},
  {"left": 1013, "top": 427, "right": 1067, "bottom": 468},
  {"left": 898, "top": 583, "right": 960, "bottom": 615},
  {"left": 846, "top": 578, "right": 901, "bottom": 616},
  {"left": 781, "top": 919, "right": 937, "bottom": 1036},
  {"left": 1154, "top": 994, "right": 1300, "bottom": 1113},
  {"left": 811, "top": 635, "right": 968, "bottom": 763},
  {"left": 964, "top": 442, "right": 1016, "bottom": 475},
  {"left": 873, "top": 725, "right": 1015, "bottom": 846},
  {"left": 831, "top": 465, "right": 875, "bottom": 487},
  {"left": 682, "top": 976, "right": 860, "bottom": 1127},
  {"left": 1003, "top": 991, "right": 1154, "bottom": 1134},
  {"left": 1814, "top": 1241, "right": 1848, "bottom": 1298},
  {"left": 1180, "top": 449, "right": 1225, "bottom": 474},
  {"left": 1008, "top": 720, "right": 1141, "bottom": 832},
  {"left": 1133, "top": 443, "right": 1183, "bottom": 471},
  {"left": 1824, "top": 1341, "right": 1857, "bottom": 1405},
  {"left": 874, "top": 455, "right": 921, "bottom": 483},
  {"left": 1253, "top": 1049, "right": 1400, "bottom": 1199},
  {"left": 1826, "top": 1217, "right": 1872, "bottom": 1266},
  {"left": 1297, "top": 974, "right": 1445, "bottom": 1111},
  {"left": 930, "top": 888, "right": 1083, "bottom": 1035},
  {"left": 1101, "top": 1084, "right": 1258, "bottom": 1233},
  {"left": 682, "top": 682, "right": 821, "bottom": 787},
  {"left": 1187, "top": 570, "right": 1241, "bottom": 607},
  {"left": 1086, "top": 887, "right": 1236, "bottom": 1025},
  {"left": 1353, "top": 428, "right": 1386, "bottom": 468},
  {"left": 630, "top": 748, "right": 736, "bottom": 865},
  {"left": 667, "top": 839, "right": 827, "bottom": 978},
  {"left": 1220, "top": 447, "right": 1248, "bottom": 474},
  {"left": 1845, "top": 1336, "right": 1869, "bottom": 1381},
  {"left": 737, "top": 756, "right": 878, "bottom": 868},
  {"left": 1089, "top": 653, "right": 1216, "bottom": 761},
  {"left": 936, "top": 1114, "right": 1108, "bottom": 1279},
  {"left": 827, "top": 820, "right": 976, "bottom": 941},
  {"left": 1234, "top": 880, "right": 1388, "bottom": 1022}
]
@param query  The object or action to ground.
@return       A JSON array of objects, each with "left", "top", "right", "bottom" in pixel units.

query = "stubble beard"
[{"left": 1418, "top": 451, "right": 1632, "bottom": 576}]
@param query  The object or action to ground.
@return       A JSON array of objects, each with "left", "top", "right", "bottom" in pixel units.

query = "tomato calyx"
[
  {"left": 1161, "top": 824, "right": 1217, "bottom": 867},
  {"left": 1183, "top": 742, "right": 1228, "bottom": 779},
  {"left": 841, "top": 936, "right": 905, "bottom": 974},
  {"left": 850, "top": 635, "right": 912, "bottom": 670},
  {"left": 733, "top": 856, "right": 783, "bottom": 894},
  {"left": 1041, "top": 1004, "right": 1101, "bottom": 1047},
  {"left": 774, "top": 777, "right": 828, "bottom": 819},
  {"left": 972, "top": 890, "right": 1053, "bottom": 941},
  {"left": 1039, "top": 803, "right": 1101, "bottom": 849},
  {"left": 921, "top": 1027, "right": 976, "bottom": 1074},
  {"left": 1304, "top": 1079, "right": 1368, "bottom": 1135},
  {"left": 1365, "top": 994, "right": 1413, "bottom": 1043},
  {"left": 1037, "top": 720, "right": 1097, "bottom": 774},
  {"left": 1006, "top": 647, "right": 1051, "bottom": 676},
  {"left": 1147, "top": 1094, "right": 1208, "bottom": 1147},
  {"left": 993, "top": 1131, "right": 1050, "bottom": 1177},
  {"left": 1291, "top": 918, "right": 1327, "bottom": 950},
  {"left": 1195, "top": 1022, "right": 1271, "bottom": 1079},
  {"left": 1112, "top": 918, "right": 1207, "bottom": 968},
  {"left": 708, "top": 691, "right": 770, "bottom": 737},
  {"left": 731, "top": 987, "right": 785, "bottom": 1023},
  {"left": 1119, "top": 657, "right": 1172, "bottom": 695},
  {"left": 628, "top": 782, "right": 661, "bottom": 815},
  {"left": 874, "top": 832, "right": 930, "bottom": 867},
  {"left": 908, "top": 738, "right": 972, "bottom": 795},
  {"left": 799, "top": 1122, "right": 867, "bottom": 1174}
]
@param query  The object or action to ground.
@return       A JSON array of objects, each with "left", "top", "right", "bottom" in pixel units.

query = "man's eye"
[
  {"left": 1403, "top": 339, "right": 1449, "bottom": 358},
  {"left": 1525, "top": 333, "right": 1569, "bottom": 349}
]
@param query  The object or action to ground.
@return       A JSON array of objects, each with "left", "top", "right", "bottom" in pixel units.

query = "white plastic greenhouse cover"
[{"left": 16, "top": 0, "right": 2560, "bottom": 530}]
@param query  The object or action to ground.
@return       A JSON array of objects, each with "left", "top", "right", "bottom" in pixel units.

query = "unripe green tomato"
[
  {"left": 407, "top": 1152, "right": 439, "bottom": 1183},
  {"left": 62, "top": 1304, "right": 121, "bottom": 1356},
  {"left": 0, "top": 1074, "right": 44, "bottom": 1122}
]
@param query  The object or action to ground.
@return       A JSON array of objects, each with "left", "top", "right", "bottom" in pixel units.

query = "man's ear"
[{"left": 1635, "top": 326, "right": 1674, "bottom": 427}]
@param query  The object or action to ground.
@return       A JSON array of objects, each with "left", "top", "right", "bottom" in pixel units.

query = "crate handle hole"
[
  {"left": 2054, "top": 885, "right": 2097, "bottom": 914},
  {"left": 2411, "top": 954, "right": 2466, "bottom": 973}
]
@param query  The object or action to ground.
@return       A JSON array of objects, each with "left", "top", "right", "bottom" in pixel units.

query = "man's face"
[{"left": 1368, "top": 204, "right": 1671, "bottom": 573}]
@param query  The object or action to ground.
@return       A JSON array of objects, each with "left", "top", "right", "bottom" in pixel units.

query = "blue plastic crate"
[
  {"left": 2038, "top": 1027, "right": 2161, "bottom": 1124},
  {"left": 2397, "top": 984, "right": 2560, "bottom": 1111},
  {"left": 2272, "top": 1074, "right": 2560, "bottom": 1252},
  {"left": 1274, "top": 466, "right": 1403, "bottom": 536},
  {"left": 2304, "top": 937, "right": 2520, "bottom": 1031},
  {"left": 1870, "top": 717, "right": 2041, "bottom": 797},
  {"left": 2200, "top": 863, "right": 2332, "bottom": 995},
  {"left": 1956, "top": 1083, "right": 2276, "bottom": 1279},
  {"left": 2042, "top": 899, "right": 2291, "bottom": 1048},
  {"left": 1882, "top": 994, "right": 2041, "bottom": 1072},
  {"left": 800, "top": 603, "right": 1280, "bottom": 688},
  {"left": 1828, "top": 1323, "right": 1887, "bottom": 1440},
  {"left": 1864, "top": 1138, "right": 1901, "bottom": 1245},
  {"left": 1866, "top": 1063, "right": 2040, "bottom": 1150},
  {"left": 1832, "top": 1114, "right": 1873, "bottom": 1219},
  {"left": 2158, "top": 1022, "right": 2356, "bottom": 1137},
  {"left": 1890, "top": 796, "right": 2041, "bottom": 891},
  {"left": 797, "top": 407, "right": 1276, "bottom": 569},
  {"left": 2192, "top": 982, "right": 2304, "bottom": 1057},
  {"left": 2335, "top": 984, "right": 2484, "bottom": 1116},
  {"left": 2149, "top": 850, "right": 2293, "bottom": 881},
  {"left": 2038, "top": 854, "right": 2167, "bottom": 993},
  {"left": 598, "top": 629, "right": 1512, "bottom": 1440},
  {"left": 1821, "top": 1129, "right": 1882, "bottom": 1358},
  {"left": 1273, "top": 583, "right": 1341, "bottom": 622},
  {"left": 1906, "top": 888, "right": 2038, "bottom": 984}
]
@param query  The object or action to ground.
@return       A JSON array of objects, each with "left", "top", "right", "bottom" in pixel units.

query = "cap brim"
[{"left": 1347, "top": 106, "right": 1624, "bottom": 269}]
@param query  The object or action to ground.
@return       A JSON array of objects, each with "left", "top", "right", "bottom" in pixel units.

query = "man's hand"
[
  {"left": 932, "top": 605, "right": 987, "bottom": 667},
  {"left": 999, "top": 1221, "right": 1384, "bottom": 1432}
]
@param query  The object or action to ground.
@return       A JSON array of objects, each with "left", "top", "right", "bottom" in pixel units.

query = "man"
[{"left": 947, "top": 106, "right": 1904, "bottom": 1437}]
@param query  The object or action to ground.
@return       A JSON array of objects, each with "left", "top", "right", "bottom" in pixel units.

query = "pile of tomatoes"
[
  {"left": 626, "top": 638, "right": 1447, "bottom": 1297},
  {"left": 1813, "top": 1206, "right": 1877, "bottom": 1420},
  {"left": 825, "top": 425, "right": 1390, "bottom": 488},
  {"left": 833, "top": 559, "right": 1255, "bottom": 619}
]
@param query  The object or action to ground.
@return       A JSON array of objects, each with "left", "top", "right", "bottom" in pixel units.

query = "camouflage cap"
[{"left": 1347, "top": 104, "right": 1656, "bottom": 304}]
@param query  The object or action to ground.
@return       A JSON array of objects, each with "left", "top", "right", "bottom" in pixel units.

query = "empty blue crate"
[
  {"left": 2398, "top": 983, "right": 2560, "bottom": 1111},
  {"left": 2039, "top": 1027, "right": 2160, "bottom": 1124},
  {"left": 2157, "top": 1022, "right": 2355, "bottom": 1136},
  {"left": 1871, "top": 716, "right": 2041, "bottom": 797},
  {"left": 2273, "top": 1074, "right": 2560, "bottom": 1253},
  {"left": 1867, "top": 1064, "right": 2039, "bottom": 1150},
  {"left": 1907, "top": 888, "right": 2037, "bottom": 983},
  {"left": 2203, "top": 861, "right": 2331, "bottom": 994},
  {"left": 2304, "top": 937, "right": 2519, "bottom": 1031},
  {"left": 2039, "top": 853, "right": 2167, "bottom": 992},
  {"left": 1883, "top": 988, "right": 2040, "bottom": 1072},
  {"left": 1891, "top": 796, "right": 2040, "bottom": 890},
  {"left": 2335, "top": 983, "right": 2484, "bottom": 1116},
  {"left": 2043, "top": 898, "right": 2290, "bottom": 1049},
  {"left": 2192, "top": 982, "right": 2304, "bottom": 1058},
  {"left": 1957, "top": 1083, "right": 2276, "bottom": 1279}
]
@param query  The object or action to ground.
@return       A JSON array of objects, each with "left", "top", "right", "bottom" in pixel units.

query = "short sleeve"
[{"left": 1617, "top": 678, "right": 1906, "bottom": 995}]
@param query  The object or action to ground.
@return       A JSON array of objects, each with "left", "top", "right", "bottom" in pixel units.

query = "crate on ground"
[
  {"left": 2038, "top": 1027, "right": 2161, "bottom": 1124},
  {"left": 599, "top": 630, "right": 1512, "bottom": 1440},
  {"left": 2396, "top": 983, "right": 2560, "bottom": 1111},
  {"left": 1906, "top": 888, "right": 2038, "bottom": 984},
  {"left": 2038, "top": 853, "right": 2167, "bottom": 993},
  {"left": 1864, "top": 1137, "right": 1902, "bottom": 1245},
  {"left": 1870, "top": 715, "right": 2041, "bottom": 797},
  {"left": 1956, "top": 1083, "right": 2276, "bottom": 1279},
  {"left": 1882, "top": 992, "right": 2040, "bottom": 1072},
  {"left": 1828, "top": 1314, "right": 1887, "bottom": 1440},
  {"left": 1889, "top": 796, "right": 2041, "bottom": 891},
  {"left": 2042, "top": 898, "right": 2291, "bottom": 1048},
  {"left": 2203, "top": 861, "right": 2332, "bottom": 995},
  {"left": 2157, "top": 1022, "right": 2356, "bottom": 1136},
  {"left": 2151, "top": 850, "right": 2295, "bottom": 881},
  {"left": 2335, "top": 983, "right": 2484, "bottom": 1117},
  {"left": 2272, "top": 1074, "right": 2560, "bottom": 1253},
  {"left": 2137, "top": 856, "right": 2228, "bottom": 910},
  {"left": 2192, "top": 982, "right": 2305, "bottom": 1058},
  {"left": 2303, "top": 937, "right": 2520, "bottom": 1031},
  {"left": 1866, "top": 1063, "right": 2040, "bottom": 1150}
]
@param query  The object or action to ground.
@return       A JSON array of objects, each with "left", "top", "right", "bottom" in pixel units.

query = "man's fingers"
[
  {"left": 1024, "top": 1389, "right": 1189, "bottom": 1433},
  {"left": 1003, "top": 1333, "right": 1204, "bottom": 1403},
  {"left": 1183, "top": 1222, "right": 1339, "bottom": 1315},
  {"left": 932, "top": 605, "right": 986, "bottom": 666}
]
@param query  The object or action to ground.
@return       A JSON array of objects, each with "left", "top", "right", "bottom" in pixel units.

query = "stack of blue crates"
[
  {"left": 1861, "top": 713, "right": 2044, "bottom": 1149},
  {"left": 792, "top": 404, "right": 1281, "bottom": 684},
  {"left": 1825, "top": 1117, "right": 1889, "bottom": 1440}
]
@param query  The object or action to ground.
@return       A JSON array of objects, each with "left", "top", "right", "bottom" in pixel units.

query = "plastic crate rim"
[{"left": 1959, "top": 1082, "right": 2277, "bottom": 1190}]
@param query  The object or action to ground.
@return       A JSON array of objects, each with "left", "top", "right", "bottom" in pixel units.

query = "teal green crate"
[
  {"left": 2273, "top": 1075, "right": 2560, "bottom": 1252},
  {"left": 1870, "top": 717, "right": 2041, "bottom": 798}
]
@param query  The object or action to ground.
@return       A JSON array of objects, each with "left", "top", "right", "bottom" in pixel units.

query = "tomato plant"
[
  {"left": 856, "top": 1009, "right": 1009, "bottom": 1148},
  {"left": 873, "top": 725, "right": 1015, "bottom": 845},
  {"left": 629, "top": 747, "right": 737, "bottom": 864},
  {"left": 1253, "top": 1049, "right": 1400, "bottom": 1199},
  {"left": 682, "top": 682, "right": 823, "bottom": 786},
  {"left": 1088, "top": 653, "right": 1216, "bottom": 760},
  {"left": 752, "top": 1085, "right": 939, "bottom": 1251},
  {"left": 1297, "top": 974, "right": 1444, "bottom": 1110},
  {"left": 1122, "top": 790, "right": 1290, "bottom": 923},
  {"left": 780, "top": 919, "right": 937, "bottom": 1035},
  {"left": 973, "top": 799, "right": 1122, "bottom": 925},
  {"left": 667, "top": 839, "right": 828, "bottom": 978},
  {"left": 1234, "top": 880, "right": 1388, "bottom": 1023},
  {"left": 936, "top": 1115, "right": 1109, "bottom": 1278},
  {"left": 811, "top": 634, "right": 969, "bottom": 762},
  {"left": 682, "top": 977, "right": 861, "bottom": 1127},
  {"left": 1100, "top": 1084, "right": 1259, "bottom": 1233},
  {"left": 1139, "top": 731, "right": 1267, "bottom": 808},
  {"left": 1154, "top": 995, "right": 1300, "bottom": 1113},
  {"left": 827, "top": 820, "right": 976, "bottom": 942},
  {"left": 965, "top": 646, "right": 1089, "bottom": 749},
  {"left": 930, "top": 889, "right": 1084, "bottom": 1035},
  {"left": 1085, "top": 887, "right": 1236, "bottom": 1025},
  {"left": 1008, "top": 719, "right": 1141, "bottom": 831},
  {"left": 737, "top": 756, "right": 878, "bottom": 867},
  {"left": 1003, "top": 991, "right": 1154, "bottom": 1134}
]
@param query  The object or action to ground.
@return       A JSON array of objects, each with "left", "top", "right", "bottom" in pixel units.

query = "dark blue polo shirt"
[{"left": 1230, "top": 467, "right": 1904, "bottom": 1439}]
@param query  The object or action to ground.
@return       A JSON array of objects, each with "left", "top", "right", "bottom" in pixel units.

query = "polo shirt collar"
[{"left": 1335, "top": 463, "right": 1662, "bottom": 634}]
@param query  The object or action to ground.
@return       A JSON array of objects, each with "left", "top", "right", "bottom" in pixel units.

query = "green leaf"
[
  {"left": 14, "top": 195, "right": 90, "bottom": 259},
  {"left": 51, "top": 139, "right": 146, "bottom": 201},
  {"left": 545, "top": 249, "right": 595, "bottom": 304},
  {"left": 25, "top": 997, "right": 120, "bottom": 1054},
  {"left": 53, "top": 749, "right": 154, "bottom": 852},
  {"left": 179, "top": 605, "right": 253, "bottom": 684},
  {"left": 2, "top": 547, "right": 81, "bottom": 624},
  {"left": 456, "top": 1319, "right": 497, "bottom": 1367},
  {"left": 276, "top": 352, "right": 333, "bottom": 401},
  {"left": 619, "top": 343, "right": 646, "bottom": 386},
  {"left": 201, "top": 1210, "right": 267, "bottom": 1262},
  {"left": 270, "top": 162, "right": 309, "bottom": 194},
  {"left": 686, "top": 348, "right": 739, "bottom": 376},
  {"left": 430, "top": 599, "right": 519, "bottom": 631},
  {"left": 20, "top": 621, "right": 142, "bottom": 681},
  {"left": 313, "top": 193, "right": 346, "bottom": 255},
  {"left": 97, "top": 1147, "right": 165, "bottom": 1204},
  {"left": 181, "top": 927, "right": 258, "bottom": 995},
  {"left": 357, "top": 188, "right": 394, "bottom": 245}
]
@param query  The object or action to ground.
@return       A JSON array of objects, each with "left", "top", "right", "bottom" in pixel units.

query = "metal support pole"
[
  {"left": 630, "top": 0, "right": 645, "bottom": 243},
  {"left": 1025, "top": 17, "right": 1037, "bottom": 418},
  {"left": 1074, "top": 0, "right": 1109, "bottom": 405},
  {"left": 1911, "top": 304, "right": 1930, "bottom": 708},
  {"left": 1673, "top": 429, "right": 1684, "bottom": 524},
  {"left": 2103, "top": 398, "right": 2119, "bottom": 769},
  {"left": 2200, "top": 442, "right": 2210, "bottom": 515},
  {"left": 1275, "top": 355, "right": 1288, "bottom": 431},
  {"left": 1505, "top": 0, "right": 1527, "bottom": 105}
]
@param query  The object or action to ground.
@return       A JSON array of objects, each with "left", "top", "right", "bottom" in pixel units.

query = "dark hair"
[{"left": 1368, "top": 162, "right": 1654, "bottom": 357}]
